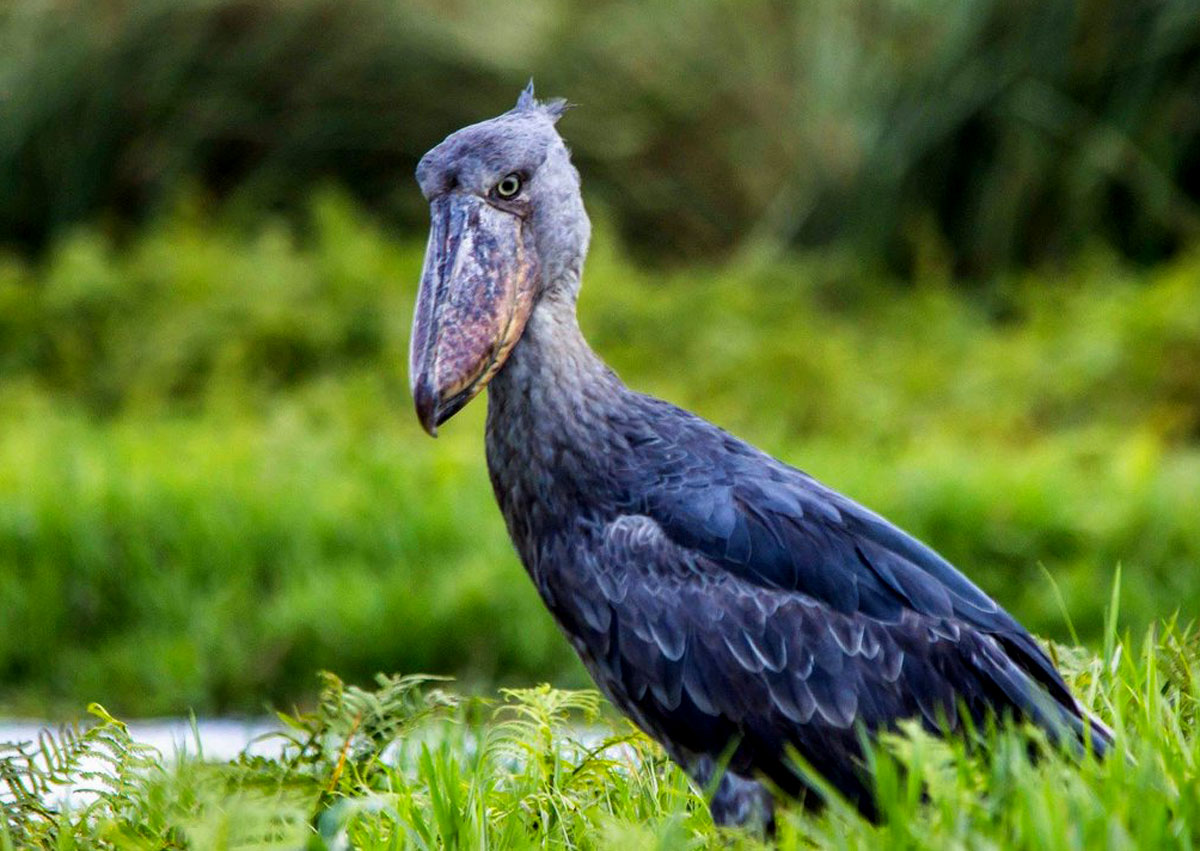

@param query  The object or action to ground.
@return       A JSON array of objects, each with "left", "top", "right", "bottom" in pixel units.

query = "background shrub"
[{"left": 1, "top": 0, "right": 1198, "bottom": 276}]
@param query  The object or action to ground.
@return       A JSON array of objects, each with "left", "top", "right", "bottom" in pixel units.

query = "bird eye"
[{"left": 495, "top": 173, "right": 522, "bottom": 198}]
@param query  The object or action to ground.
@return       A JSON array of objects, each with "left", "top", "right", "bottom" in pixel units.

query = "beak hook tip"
[{"left": 413, "top": 378, "right": 441, "bottom": 438}]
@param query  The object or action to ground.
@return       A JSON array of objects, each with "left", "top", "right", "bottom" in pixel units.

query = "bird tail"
[
  {"left": 978, "top": 639, "right": 1114, "bottom": 758},
  {"left": 1064, "top": 700, "right": 1114, "bottom": 758}
]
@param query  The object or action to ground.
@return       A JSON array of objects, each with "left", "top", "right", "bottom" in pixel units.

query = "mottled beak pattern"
[{"left": 409, "top": 194, "right": 538, "bottom": 435}]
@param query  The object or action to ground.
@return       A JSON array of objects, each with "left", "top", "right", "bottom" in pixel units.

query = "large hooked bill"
[{"left": 409, "top": 194, "right": 538, "bottom": 436}]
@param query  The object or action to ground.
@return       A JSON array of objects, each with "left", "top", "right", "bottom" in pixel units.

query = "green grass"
[
  {"left": 2, "top": 616, "right": 1197, "bottom": 849},
  {"left": 0, "top": 191, "right": 1199, "bottom": 714}
]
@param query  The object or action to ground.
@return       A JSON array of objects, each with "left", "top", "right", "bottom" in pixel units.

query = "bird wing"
[
  {"left": 621, "top": 400, "right": 1087, "bottom": 719},
  {"left": 551, "top": 513, "right": 1084, "bottom": 816}
]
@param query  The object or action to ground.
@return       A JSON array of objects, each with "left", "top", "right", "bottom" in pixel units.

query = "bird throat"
[
  {"left": 484, "top": 292, "right": 624, "bottom": 570},
  {"left": 487, "top": 293, "right": 615, "bottom": 428}
]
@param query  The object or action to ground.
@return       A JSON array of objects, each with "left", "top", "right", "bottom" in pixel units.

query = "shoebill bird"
[{"left": 409, "top": 84, "right": 1112, "bottom": 831}]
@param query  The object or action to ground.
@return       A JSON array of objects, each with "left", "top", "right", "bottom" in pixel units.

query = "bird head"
[{"left": 409, "top": 83, "right": 590, "bottom": 436}]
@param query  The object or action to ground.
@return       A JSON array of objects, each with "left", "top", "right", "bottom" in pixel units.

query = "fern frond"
[{"left": 0, "top": 704, "right": 161, "bottom": 844}]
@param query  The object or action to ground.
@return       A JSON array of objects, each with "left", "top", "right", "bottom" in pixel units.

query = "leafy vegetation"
[
  {"left": 1, "top": 615, "right": 1197, "bottom": 849},
  {"left": 0, "top": 191, "right": 1198, "bottom": 715}
]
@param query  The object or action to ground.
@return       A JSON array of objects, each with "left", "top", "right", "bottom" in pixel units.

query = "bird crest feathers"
[{"left": 515, "top": 79, "right": 570, "bottom": 122}]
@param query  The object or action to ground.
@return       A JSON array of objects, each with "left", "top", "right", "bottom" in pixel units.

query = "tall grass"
[
  {"left": 0, "top": 192, "right": 1196, "bottom": 714},
  {"left": 2, "top": 617, "right": 1197, "bottom": 849}
]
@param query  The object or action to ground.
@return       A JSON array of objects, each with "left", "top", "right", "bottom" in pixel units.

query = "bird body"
[{"left": 410, "top": 84, "right": 1111, "bottom": 830}]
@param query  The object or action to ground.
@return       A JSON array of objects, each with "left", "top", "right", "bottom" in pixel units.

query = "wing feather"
[
  {"left": 628, "top": 400, "right": 1087, "bottom": 717},
  {"left": 542, "top": 512, "right": 1104, "bottom": 816}
]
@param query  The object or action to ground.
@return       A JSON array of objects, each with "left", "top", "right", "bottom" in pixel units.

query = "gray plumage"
[{"left": 413, "top": 83, "right": 1112, "bottom": 832}]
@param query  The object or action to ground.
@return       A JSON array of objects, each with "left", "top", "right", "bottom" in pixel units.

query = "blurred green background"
[{"left": 1, "top": 0, "right": 1198, "bottom": 716}]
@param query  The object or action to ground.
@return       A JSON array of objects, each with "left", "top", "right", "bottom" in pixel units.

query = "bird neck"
[
  {"left": 485, "top": 291, "right": 627, "bottom": 543},
  {"left": 488, "top": 290, "right": 620, "bottom": 431}
]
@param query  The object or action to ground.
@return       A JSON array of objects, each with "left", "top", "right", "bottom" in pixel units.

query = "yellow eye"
[{"left": 496, "top": 173, "right": 522, "bottom": 198}]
